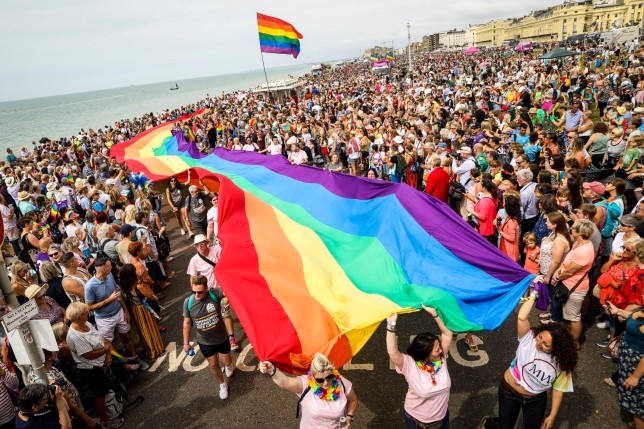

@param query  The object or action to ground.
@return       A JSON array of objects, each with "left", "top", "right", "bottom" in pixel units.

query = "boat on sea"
[{"left": 170, "top": 82, "right": 179, "bottom": 91}]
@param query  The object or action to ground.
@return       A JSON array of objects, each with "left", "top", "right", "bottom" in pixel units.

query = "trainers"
[
  {"left": 189, "top": 232, "right": 195, "bottom": 238},
  {"left": 229, "top": 336, "right": 239, "bottom": 351},
  {"left": 601, "top": 351, "right": 613, "bottom": 359},
  {"left": 103, "top": 418, "right": 125, "bottom": 429},
  {"left": 180, "top": 229, "right": 186, "bottom": 236},
  {"left": 596, "top": 321, "right": 610, "bottom": 329},
  {"left": 224, "top": 365, "right": 235, "bottom": 378},
  {"left": 603, "top": 377, "right": 616, "bottom": 388},
  {"left": 219, "top": 382, "right": 228, "bottom": 400},
  {"left": 596, "top": 338, "right": 610, "bottom": 347}
]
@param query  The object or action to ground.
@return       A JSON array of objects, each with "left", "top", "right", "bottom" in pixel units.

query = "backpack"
[
  {"left": 130, "top": 227, "right": 146, "bottom": 242},
  {"left": 187, "top": 290, "right": 219, "bottom": 311},
  {"left": 395, "top": 154, "right": 407, "bottom": 175},
  {"left": 97, "top": 239, "right": 121, "bottom": 266},
  {"left": 105, "top": 390, "right": 123, "bottom": 419}
]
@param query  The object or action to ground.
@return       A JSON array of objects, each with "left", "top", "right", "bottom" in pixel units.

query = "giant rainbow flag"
[
  {"left": 257, "top": 13, "right": 303, "bottom": 58},
  {"left": 112, "top": 117, "right": 534, "bottom": 374}
]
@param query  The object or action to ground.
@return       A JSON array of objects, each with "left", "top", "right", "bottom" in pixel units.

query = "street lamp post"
[{"left": 407, "top": 23, "right": 412, "bottom": 74}]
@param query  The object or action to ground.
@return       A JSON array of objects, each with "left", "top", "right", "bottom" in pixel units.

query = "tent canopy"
[
  {"left": 463, "top": 47, "right": 480, "bottom": 54},
  {"left": 538, "top": 47, "right": 580, "bottom": 59}
]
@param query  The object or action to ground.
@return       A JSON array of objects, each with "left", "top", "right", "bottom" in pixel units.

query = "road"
[{"left": 118, "top": 224, "right": 626, "bottom": 429}]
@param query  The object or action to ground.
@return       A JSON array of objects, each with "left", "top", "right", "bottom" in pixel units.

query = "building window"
[
  {"left": 573, "top": 22, "right": 577, "bottom": 33},
  {"left": 563, "top": 23, "right": 567, "bottom": 33}
]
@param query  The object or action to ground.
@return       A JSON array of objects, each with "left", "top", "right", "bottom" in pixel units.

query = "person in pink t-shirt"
[
  {"left": 259, "top": 353, "right": 358, "bottom": 429},
  {"left": 386, "top": 305, "right": 453, "bottom": 429}
]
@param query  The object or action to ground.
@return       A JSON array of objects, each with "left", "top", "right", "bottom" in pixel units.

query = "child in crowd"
[{"left": 522, "top": 232, "right": 540, "bottom": 274}]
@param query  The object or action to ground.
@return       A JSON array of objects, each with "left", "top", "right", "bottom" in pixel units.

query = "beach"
[{"left": 0, "top": 63, "right": 312, "bottom": 152}]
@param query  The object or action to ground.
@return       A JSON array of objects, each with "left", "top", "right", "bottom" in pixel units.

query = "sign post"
[{"left": 0, "top": 272, "right": 48, "bottom": 384}]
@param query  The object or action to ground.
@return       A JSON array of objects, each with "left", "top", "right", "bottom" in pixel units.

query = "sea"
[{"left": 0, "top": 63, "right": 313, "bottom": 153}]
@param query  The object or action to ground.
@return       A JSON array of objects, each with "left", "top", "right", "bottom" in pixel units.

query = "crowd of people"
[{"left": 0, "top": 37, "right": 643, "bottom": 428}]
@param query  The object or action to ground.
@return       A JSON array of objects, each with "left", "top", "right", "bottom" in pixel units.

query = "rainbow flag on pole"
[
  {"left": 257, "top": 12, "right": 303, "bottom": 58},
  {"left": 112, "top": 116, "right": 533, "bottom": 374}
]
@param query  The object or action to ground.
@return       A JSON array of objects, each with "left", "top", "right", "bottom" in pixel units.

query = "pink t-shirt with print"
[
  {"left": 297, "top": 375, "right": 352, "bottom": 429},
  {"left": 396, "top": 354, "right": 450, "bottom": 424}
]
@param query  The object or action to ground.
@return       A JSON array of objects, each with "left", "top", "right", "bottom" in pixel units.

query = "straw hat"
[
  {"left": 24, "top": 284, "right": 48, "bottom": 300},
  {"left": 18, "top": 191, "right": 31, "bottom": 201},
  {"left": 46, "top": 182, "right": 57, "bottom": 192}
]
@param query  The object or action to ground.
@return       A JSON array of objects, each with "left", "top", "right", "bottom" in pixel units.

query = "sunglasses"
[
  {"left": 314, "top": 374, "right": 336, "bottom": 384},
  {"left": 191, "top": 289, "right": 207, "bottom": 295},
  {"left": 623, "top": 247, "right": 635, "bottom": 253}
]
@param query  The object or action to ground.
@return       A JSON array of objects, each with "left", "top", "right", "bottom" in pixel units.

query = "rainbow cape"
[
  {"left": 257, "top": 12, "right": 303, "bottom": 58},
  {"left": 112, "top": 119, "right": 534, "bottom": 374}
]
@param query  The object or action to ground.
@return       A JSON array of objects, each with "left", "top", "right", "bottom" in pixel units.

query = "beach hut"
[
  {"left": 537, "top": 47, "right": 580, "bottom": 59},
  {"left": 463, "top": 47, "right": 480, "bottom": 54}
]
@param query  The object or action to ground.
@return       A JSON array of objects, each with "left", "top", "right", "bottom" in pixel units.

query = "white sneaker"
[
  {"left": 180, "top": 229, "right": 186, "bottom": 235},
  {"left": 596, "top": 321, "right": 610, "bottom": 329},
  {"left": 224, "top": 365, "right": 234, "bottom": 378},
  {"left": 219, "top": 382, "right": 228, "bottom": 400}
]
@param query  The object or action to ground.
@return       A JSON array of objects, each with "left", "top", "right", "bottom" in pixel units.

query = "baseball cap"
[
  {"left": 458, "top": 146, "right": 472, "bottom": 154},
  {"left": 120, "top": 224, "right": 135, "bottom": 236}
]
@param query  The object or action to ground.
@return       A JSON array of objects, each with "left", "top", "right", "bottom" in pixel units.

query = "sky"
[{"left": 0, "top": 0, "right": 564, "bottom": 102}]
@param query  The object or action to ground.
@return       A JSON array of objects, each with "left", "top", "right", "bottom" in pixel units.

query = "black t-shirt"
[{"left": 207, "top": 128, "right": 218, "bottom": 148}]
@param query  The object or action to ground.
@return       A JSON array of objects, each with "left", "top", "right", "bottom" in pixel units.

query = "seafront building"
[{"left": 364, "top": 0, "right": 644, "bottom": 56}]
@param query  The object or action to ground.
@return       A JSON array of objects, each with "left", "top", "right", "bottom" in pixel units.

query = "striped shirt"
[
  {"left": 0, "top": 362, "right": 18, "bottom": 424},
  {"left": 66, "top": 322, "right": 106, "bottom": 369}
]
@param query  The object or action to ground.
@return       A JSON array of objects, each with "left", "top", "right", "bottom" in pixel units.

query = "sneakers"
[
  {"left": 224, "top": 365, "right": 235, "bottom": 378},
  {"left": 229, "top": 336, "right": 239, "bottom": 351},
  {"left": 601, "top": 351, "right": 613, "bottom": 359},
  {"left": 103, "top": 418, "right": 125, "bottom": 429},
  {"left": 188, "top": 232, "right": 195, "bottom": 238},
  {"left": 180, "top": 229, "right": 186, "bottom": 236},
  {"left": 219, "top": 382, "right": 228, "bottom": 400},
  {"left": 596, "top": 338, "right": 610, "bottom": 347},
  {"left": 596, "top": 321, "right": 610, "bottom": 329},
  {"left": 604, "top": 377, "right": 617, "bottom": 388}
]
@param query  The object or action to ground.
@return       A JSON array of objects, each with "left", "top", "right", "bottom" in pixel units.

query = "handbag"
[
  {"left": 448, "top": 181, "right": 466, "bottom": 201},
  {"left": 607, "top": 336, "right": 621, "bottom": 360},
  {"left": 553, "top": 273, "right": 587, "bottom": 304}
]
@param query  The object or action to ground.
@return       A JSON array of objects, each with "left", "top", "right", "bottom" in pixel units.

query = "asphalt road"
[{"left": 117, "top": 220, "right": 626, "bottom": 429}]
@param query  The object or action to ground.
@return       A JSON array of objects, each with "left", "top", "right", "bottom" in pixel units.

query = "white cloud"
[{"left": 0, "top": 0, "right": 563, "bottom": 101}]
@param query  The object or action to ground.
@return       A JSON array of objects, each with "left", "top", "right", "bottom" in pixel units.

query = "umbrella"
[
  {"left": 463, "top": 47, "right": 480, "bottom": 54},
  {"left": 538, "top": 47, "right": 580, "bottom": 59}
]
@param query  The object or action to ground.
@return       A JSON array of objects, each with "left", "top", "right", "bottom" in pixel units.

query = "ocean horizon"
[{"left": 0, "top": 63, "right": 313, "bottom": 153}]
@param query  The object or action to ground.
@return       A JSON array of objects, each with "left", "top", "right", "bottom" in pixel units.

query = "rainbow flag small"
[
  {"left": 216, "top": 123, "right": 223, "bottom": 134},
  {"left": 257, "top": 13, "right": 303, "bottom": 58},
  {"left": 281, "top": 123, "right": 291, "bottom": 132},
  {"left": 370, "top": 55, "right": 379, "bottom": 62},
  {"left": 111, "top": 350, "right": 127, "bottom": 363},
  {"left": 386, "top": 53, "right": 395, "bottom": 61},
  {"left": 249, "top": 118, "right": 257, "bottom": 127}
]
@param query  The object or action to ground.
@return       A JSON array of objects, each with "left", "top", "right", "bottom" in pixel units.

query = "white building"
[{"left": 439, "top": 28, "right": 473, "bottom": 49}]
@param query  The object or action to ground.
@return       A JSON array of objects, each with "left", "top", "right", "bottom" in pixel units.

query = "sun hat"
[
  {"left": 634, "top": 107, "right": 644, "bottom": 114},
  {"left": 64, "top": 211, "right": 79, "bottom": 221},
  {"left": 25, "top": 284, "right": 48, "bottom": 300},
  {"left": 46, "top": 182, "right": 57, "bottom": 192},
  {"left": 617, "top": 106, "right": 627, "bottom": 116},
  {"left": 18, "top": 191, "right": 31, "bottom": 201},
  {"left": 393, "top": 136, "right": 404, "bottom": 144},
  {"left": 458, "top": 146, "right": 472, "bottom": 154},
  {"left": 193, "top": 234, "right": 208, "bottom": 245},
  {"left": 5, "top": 177, "right": 15, "bottom": 187}
]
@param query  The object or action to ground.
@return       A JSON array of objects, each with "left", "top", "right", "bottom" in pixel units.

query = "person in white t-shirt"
[
  {"left": 386, "top": 305, "right": 453, "bottom": 428},
  {"left": 479, "top": 285, "right": 578, "bottom": 429},
  {"left": 206, "top": 193, "right": 219, "bottom": 242},
  {"left": 288, "top": 144, "right": 308, "bottom": 165}
]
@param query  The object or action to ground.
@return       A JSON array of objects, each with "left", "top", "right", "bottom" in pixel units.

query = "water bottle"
[
  {"left": 187, "top": 348, "right": 196, "bottom": 357},
  {"left": 339, "top": 417, "right": 347, "bottom": 428}
]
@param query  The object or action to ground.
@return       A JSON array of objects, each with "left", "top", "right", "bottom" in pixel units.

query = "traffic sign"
[{"left": 1, "top": 299, "right": 38, "bottom": 332}]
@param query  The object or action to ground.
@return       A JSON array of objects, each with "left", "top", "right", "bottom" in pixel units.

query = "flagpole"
[{"left": 259, "top": 50, "right": 272, "bottom": 103}]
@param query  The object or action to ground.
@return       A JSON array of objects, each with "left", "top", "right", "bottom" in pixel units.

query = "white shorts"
[
  {"left": 96, "top": 308, "right": 130, "bottom": 342},
  {"left": 562, "top": 290, "right": 587, "bottom": 322}
]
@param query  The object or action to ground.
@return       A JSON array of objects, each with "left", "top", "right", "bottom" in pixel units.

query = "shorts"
[
  {"left": 198, "top": 339, "right": 231, "bottom": 359},
  {"left": 191, "top": 220, "right": 207, "bottom": 235},
  {"left": 562, "top": 290, "right": 587, "bottom": 322},
  {"left": 347, "top": 157, "right": 360, "bottom": 164},
  {"left": 220, "top": 297, "right": 231, "bottom": 318},
  {"left": 76, "top": 366, "right": 109, "bottom": 397},
  {"left": 96, "top": 308, "right": 131, "bottom": 342}
]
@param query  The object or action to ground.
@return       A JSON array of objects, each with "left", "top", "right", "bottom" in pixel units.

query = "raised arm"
[
  {"left": 422, "top": 305, "right": 453, "bottom": 352},
  {"left": 385, "top": 313, "right": 404, "bottom": 370},
  {"left": 517, "top": 287, "right": 538, "bottom": 338},
  {"left": 258, "top": 361, "right": 304, "bottom": 394}
]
